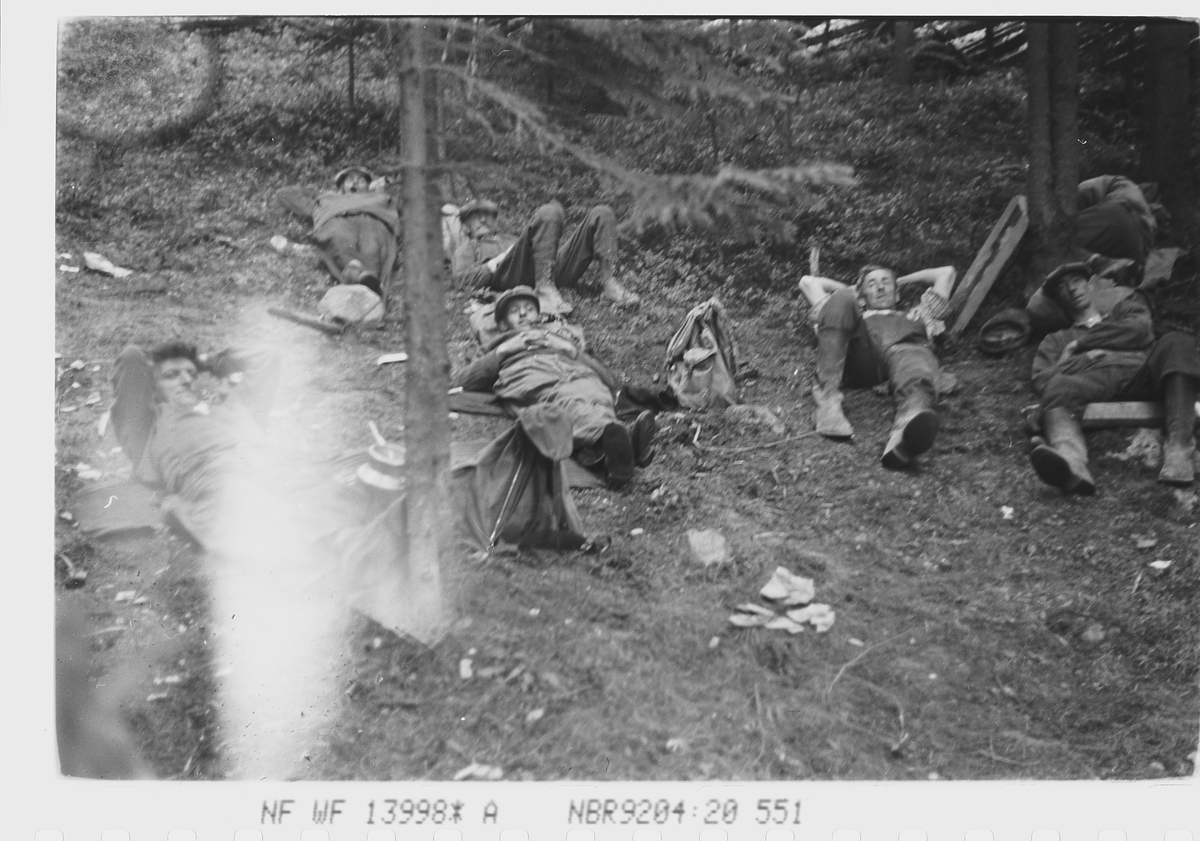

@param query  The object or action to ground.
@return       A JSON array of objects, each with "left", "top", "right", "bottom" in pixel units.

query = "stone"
[
  {"left": 687, "top": 529, "right": 729, "bottom": 567},
  {"left": 319, "top": 284, "right": 384, "bottom": 326}
]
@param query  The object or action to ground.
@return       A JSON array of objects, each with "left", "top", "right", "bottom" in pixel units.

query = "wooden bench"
[{"left": 1081, "top": 402, "right": 1164, "bottom": 430}]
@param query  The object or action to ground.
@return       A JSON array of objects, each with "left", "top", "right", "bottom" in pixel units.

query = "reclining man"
[
  {"left": 454, "top": 286, "right": 655, "bottom": 489},
  {"left": 1028, "top": 262, "right": 1200, "bottom": 494},
  {"left": 276, "top": 165, "right": 400, "bottom": 299},
  {"left": 798, "top": 263, "right": 956, "bottom": 469},
  {"left": 108, "top": 341, "right": 423, "bottom": 778},
  {"left": 451, "top": 198, "right": 640, "bottom": 316}
]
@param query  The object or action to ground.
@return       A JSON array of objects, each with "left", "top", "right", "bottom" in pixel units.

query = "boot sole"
[
  {"left": 900, "top": 409, "right": 938, "bottom": 456},
  {"left": 601, "top": 423, "right": 635, "bottom": 489},
  {"left": 1030, "top": 446, "right": 1095, "bottom": 495},
  {"left": 630, "top": 411, "right": 658, "bottom": 467}
]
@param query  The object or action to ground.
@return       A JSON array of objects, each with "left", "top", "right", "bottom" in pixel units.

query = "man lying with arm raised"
[{"left": 798, "top": 263, "right": 956, "bottom": 469}]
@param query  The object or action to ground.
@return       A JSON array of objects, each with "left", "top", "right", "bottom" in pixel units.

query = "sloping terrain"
[{"left": 53, "top": 20, "right": 1198, "bottom": 781}]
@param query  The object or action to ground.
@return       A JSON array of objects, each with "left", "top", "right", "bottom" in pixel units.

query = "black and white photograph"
[{"left": 44, "top": 13, "right": 1200, "bottom": 803}]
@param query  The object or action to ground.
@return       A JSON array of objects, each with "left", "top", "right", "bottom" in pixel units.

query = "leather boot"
[
  {"left": 535, "top": 278, "right": 572, "bottom": 316},
  {"left": 881, "top": 405, "right": 938, "bottom": 469},
  {"left": 812, "top": 382, "right": 853, "bottom": 438},
  {"left": 1030, "top": 407, "right": 1095, "bottom": 495},
  {"left": 1159, "top": 374, "right": 1197, "bottom": 485},
  {"left": 600, "top": 272, "right": 641, "bottom": 307},
  {"left": 627, "top": 410, "right": 657, "bottom": 467},
  {"left": 600, "top": 422, "right": 635, "bottom": 489}
]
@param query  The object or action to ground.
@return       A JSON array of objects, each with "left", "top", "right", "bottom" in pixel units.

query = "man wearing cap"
[
  {"left": 798, "top": 263, "right": 956, "bottom": 469},
  {"left": 451, "top": 198, "right": 640, "bottom": 315},
  {"left": 454, "top": 286, "right": 656, "bottom": 489},
  {"left": 1027, "top": 262, "right": 1200, "bottom": 494},
  {"left": 276, "top": 165, "right": 400, "bottom": 298}
]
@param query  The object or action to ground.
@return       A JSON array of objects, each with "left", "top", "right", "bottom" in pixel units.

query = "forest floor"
[{"left": 51, "top": 20, "right": 1199, "bottom": 783}]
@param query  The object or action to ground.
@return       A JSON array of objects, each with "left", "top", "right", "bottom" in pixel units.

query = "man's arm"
[
  {"left": 798, "top": 274, "right": 848, "bottom": 307},
  {"left": 1071, "top": 291, "right": 1154, "bottom": 354},
  {"left": 451, "top": 239, "right": 497, "bottom": 289},
  {"left": 896, "top": 266, "right": 957, "bottom": 299},
  {"left": 454, "top": 350, "right": 504, "bottom": 392},
  {"left": 275, "top": 186, "right": 319, "bottom": 221},
  {"left": 202, "top": 347, "right": 281, "bottom": 428}
]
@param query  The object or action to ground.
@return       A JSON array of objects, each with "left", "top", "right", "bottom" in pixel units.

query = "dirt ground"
[
  {"left": 50, "top": 19, "right": 1198, "bottom": 784},
  {"left": 53, "top": 235, "right": 1200, "bottom": 781}
]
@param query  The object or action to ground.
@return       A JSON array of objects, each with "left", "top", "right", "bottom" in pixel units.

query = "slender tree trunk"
[
  {"left": 893, "top": 20, "right": 915, "bottom": 85},
  {"left": 398, "top": 17, "right": 451, "bottom": 643},
  {"left": 1025, "top": 21, "right": 1079, "bottom": 290},
  {"left": 1049, "top": 22, "right": 1080, "bottom": 225},
  {"left": 348, "top": 37, "right": 356, "bottom": 110},
  {"left": 1144, "top": 20, "right": 1198, "bottom": 234}
]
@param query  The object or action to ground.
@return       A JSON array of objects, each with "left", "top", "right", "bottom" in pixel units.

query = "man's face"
[
  {"left": 154, "top": 358, "right": 200, "bottom": 408},
  {"left": 465, "top": 212, "right": 497, "bottom": 238},
  {"left": 502, "top": 298, "right": 540, "bottom": 332},
  {"left": 1054, "top": 273, "right": 1092, "bottom": 318},
  {"left": 341, "top": 172, "right": 370, "bottom": 193},
  {"left": 859, "top": 268, "right": 898, "bottom": 310}
]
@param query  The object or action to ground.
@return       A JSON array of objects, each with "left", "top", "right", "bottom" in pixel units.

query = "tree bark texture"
[
  {"left": 1144, "top": 20, "right": 1198, "bottom": 233},
  {"left": 1025, "top": 21, "right": 1079, "bottom": 288},
  {"left": 398, "top": 17, "right": 452, "bottom": 643}
]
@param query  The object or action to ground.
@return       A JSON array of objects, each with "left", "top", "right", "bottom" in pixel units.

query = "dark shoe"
[
  {"left": 881, "top": 409, "right": 937, "bottom": 469},
  {"left": 1030, "top": 444, "right": 1096, "bottom": 495},
  {"left": 629, "top": 410, "right": 658, "bottom": 467},
  {"left": 357, "top": 272, "right": 383, "bottom": 298},
  {"left": 600, "top": 422, "right": 635, "bottom": 489}
]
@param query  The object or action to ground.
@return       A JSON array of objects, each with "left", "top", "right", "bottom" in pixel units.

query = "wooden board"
[
  {"left": 948, "top": 194, "right": 1029, "bottom": 335},
  {"left": 1081, "top": 402, "right": 1163, "bottom": 430}
]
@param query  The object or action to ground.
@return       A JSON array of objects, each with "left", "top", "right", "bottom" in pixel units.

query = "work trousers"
[
  {"left": 494, "top": 351, "right": 617, "bottom": 446},
  {"left": 312, "top": 214, "right": 397, "bottom": 287},
  {"left": 493, "top": 203, "right": 618, "bottom": 291},
  {"left": 1040, "top": 332, "right": 1200, "bottom": 413},
  {"left": 814, "top": 288, "right": 939, "bottom": 412}
]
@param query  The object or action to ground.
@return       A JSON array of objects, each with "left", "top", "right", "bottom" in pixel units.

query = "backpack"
[{"left": 665, "top": 298, "right": 739, "bottom": 410}]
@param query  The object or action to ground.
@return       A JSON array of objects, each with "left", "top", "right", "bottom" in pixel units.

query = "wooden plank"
[
  {"left": 948, "top": 194, "right": 1029, "bottom": 335},
  {"left": 1081, "top": 402, "right": 1163, "bottom": 430}
]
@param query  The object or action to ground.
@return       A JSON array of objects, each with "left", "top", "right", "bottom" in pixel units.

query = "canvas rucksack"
[{"left": 665, "top": 297, "right": 739, "bottom": 410}]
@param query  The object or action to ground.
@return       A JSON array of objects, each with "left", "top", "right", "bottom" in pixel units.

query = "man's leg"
[
  {"left": 110, "top": 346, "right": 158, "bottom": 478},
  {"left": 545, "top": 374, "right": 635, "bottom": 488},
  {"left": 1121, "top": 332, "right": 1200, "bottom": 484},
  {"left": 1031, "top": 362, "right": 1139, "bottom": 494},
  {"left": 810, "top": 289, "right": 881, "bottom": 438},
  {"left": 880, "top": 343, "right": 939, "bottom": 469},
  {"left": 552, "top": 205, "right": 640, "bottom": 307}
]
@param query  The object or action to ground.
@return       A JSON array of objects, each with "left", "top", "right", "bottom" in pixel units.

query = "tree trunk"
[
  {"left": 398, "top": 17, "right": 451, "bottom": 644},
  {"left": 1025, "top": 21, "right": 1079, "bottom": 291},
  {"left": 348, "top": 37, "right": 356, "bottom": 110},
  {"left": 893, "top": 20, "right": 915, "bottom": 85},
  {"left": 1144, "top": 20, "right": 1198, "bottom": 234}
]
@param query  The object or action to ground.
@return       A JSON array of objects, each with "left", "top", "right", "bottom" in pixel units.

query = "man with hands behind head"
[{"left": 798, "top": 263, "right": 956, "bottom": 470}]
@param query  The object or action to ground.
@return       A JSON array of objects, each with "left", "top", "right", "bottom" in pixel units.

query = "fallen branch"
[
  {"left": 267, "top": 306, "right": 345, "bottom": 336},
  {"left": 825, "top": 633, "right": 905, "bottom": 699}
]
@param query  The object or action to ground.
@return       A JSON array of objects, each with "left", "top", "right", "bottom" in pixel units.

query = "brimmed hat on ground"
[
  {"left": 459, "top": 198, "right": 500, "bottom": 223},
  {"left": 334, "top": 165, "right": 376, "bottom": 188},
  {"left": 1041, "top": 262, "right": 1092, "bottom": 298},
  {"left": 494, "top": 285, "right": 540, "bottom": 326},
  {"left": 977, "top": 307, "right": 1033, "bottom": 356}
]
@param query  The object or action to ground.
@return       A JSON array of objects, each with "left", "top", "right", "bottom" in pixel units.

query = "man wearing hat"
[
  {"left": 454, "top": 286, "right": 656, "bottom": 489},
  {"left": 1027, "top": 262, "right": 1200, "bottom": 493},
  {"left": 797, "top": 263, "right": 956, "bottom": 469},
  {"left": 276, "top": 165, "right": 400, "bottom": 299},
  {"left": 451, "top": 198, "right": 640, "bottom": 315}
]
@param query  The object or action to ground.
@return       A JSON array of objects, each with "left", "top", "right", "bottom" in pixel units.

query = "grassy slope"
[{"left": 55, "top": 21, "right": 1198, "bottom": 781}]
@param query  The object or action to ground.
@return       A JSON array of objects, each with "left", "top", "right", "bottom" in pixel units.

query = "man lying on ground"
[
  {"left": 1027, "top": 262, "right": 1200, "bottom": 495},
  {"left": 108, "top": 341, "right": 427, "bottom": 778},
  {"left": 454, "top": 286, "right": 655, "bottom": 489},
  {"left": 276, "top": 165, "right": 399, "bottom": 299},
  {"left": 798, "top": 263, "right": 956, "bottom": 469},
  {"left": 450, "top": 197, "right": 641, "bottom": 316}
]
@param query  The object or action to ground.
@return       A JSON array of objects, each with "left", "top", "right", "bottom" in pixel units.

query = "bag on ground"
[{"left": 665, "top": 297, "right": 739, "bottom": 409}]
